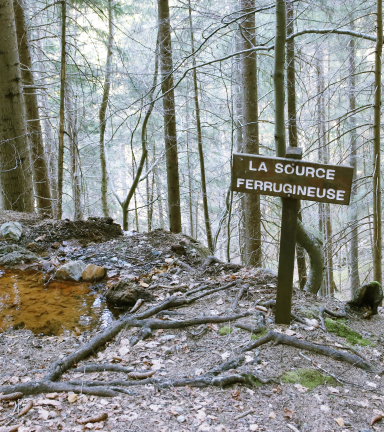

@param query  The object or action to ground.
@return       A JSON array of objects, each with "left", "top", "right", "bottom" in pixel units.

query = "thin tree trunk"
[
  {"left": 373, "top": 0, "right": 382, "bottom": 285},
  {"left": 35, "top": 35, "right": 57, "bottom": 215},
  {"left": 240, "top": 0, "right": 261, "bottom": 267},
  {"left": 57, "top": 0, "right": 66, "bottom": 219},
  {"left": 186, "top": 93, "right": 194, "bottom": 237},
  {"left": 0, "top": 0, "right": 34, "bottom": 212},
  {"left": 158, "top": 0, "right": 182, "bottom": 233},
  {"left": 274, "top": 0, "right": 286, "bottom": 158},
  {"left": 65, "top": 89, "right": 82, "bottom": 220},
  {"left": 286, "top": 0, "right": 307, "bottom": 289},
  {"left": 348, "top": 22, "right": 360, "bottom": 295},
  {"left": 99, "top": 0, "right": 115, "bottom": 218},
  {"left": 188, "top": 0, "right": 214, "bottom": 253},
  {"left": 13, "top": 0, "right": 52, "bottom": 217}
]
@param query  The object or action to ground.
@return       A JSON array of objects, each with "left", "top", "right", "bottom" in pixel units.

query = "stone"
[
  {"left": 51, "top": 242, "right": 60, "bottom": 249},
  {"left": 106, "top": 278, "right": 155, "bottom": 307},
  {"left": 0, "top": 244, "right": 39, "bottom": 266},
  {"left": 55, "top": 260, "right": 86, "bottom": 282},
  {"left": 82, "top": 264, "right": 106, "bottom": 282},
  {"left": 347, "top": 282, "right": 383, "bottom": 315},
  {"left": 0, "top": 222, "right": 23, "bottom": 241}
]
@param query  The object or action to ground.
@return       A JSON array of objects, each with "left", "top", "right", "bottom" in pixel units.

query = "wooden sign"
[
  {"left": 232, "top": 152, "right": 354, "bottom": 205},
  {"left": 231, "top": 148, "right": 354, "bottom": 325}
]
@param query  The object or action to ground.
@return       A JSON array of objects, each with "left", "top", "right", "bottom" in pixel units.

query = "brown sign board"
[{"left": 231, "top": 152, "right": 354, "bottom": 205}]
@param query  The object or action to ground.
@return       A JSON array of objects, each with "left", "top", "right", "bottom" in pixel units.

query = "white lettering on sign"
[
  {"left": 249, "top": 161, "right": 269, "bottom": 172},
  {"left": 235, "top": 178, "right": 346, "bottom": 202},
  {"left": 272, "top": 163, "right": 336, "bottom": 179}
]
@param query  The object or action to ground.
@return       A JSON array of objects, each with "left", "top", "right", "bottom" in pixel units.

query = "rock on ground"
[
  {"left": 106, "top": 278, "right": 155, "bottom": 306},
  {"left": 55, "top": 260, "right": 86, "bottom": 282},
  {"left": 0, "top": 221, "right": 23, "bottom": 241},
  {"left": 82, "top": 264, "right": 106, "bottom": 282}
]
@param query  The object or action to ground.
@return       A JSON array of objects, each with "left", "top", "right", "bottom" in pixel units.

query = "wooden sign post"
[{"left": 231, "top": 147, "right": 353, "bottom": 324}]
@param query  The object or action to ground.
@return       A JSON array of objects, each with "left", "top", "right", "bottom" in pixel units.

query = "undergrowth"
[
  {"left": 281, "top": 368, "right": 337, "bottom": 390},
  {"left": 324, "top": 318, "right": 374, "bottom": 346}
]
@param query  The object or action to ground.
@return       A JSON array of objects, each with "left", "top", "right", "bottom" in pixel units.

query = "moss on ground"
[
  {"left": 218, "top": 326, "right": 233, "bottom": 336},
  {"left": 324, "top": 318, "right": 374, "bottom": 346},
  {"left": 251, "top": 329, "right": 268, "bottom": 340},
  {"left": 281, "top": 368, "right": 337, "bottom": 390}
]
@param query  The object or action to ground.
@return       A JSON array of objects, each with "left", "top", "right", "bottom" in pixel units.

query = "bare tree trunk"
[
  {"left": 286, "top": 0, "right": 307, "bottom": 289},
  {"left": 57, "top": 0, "right": 66, "bottom": 219},
  {"left": 99, "top": 0, "right": 115, "bottom": 218},
  {"left": 348, "top": 22, "right": 360, "bottom": 295},
  {"left": 35, "top": 34, "right": 57, "bottom": 215},
  {"left": 13, "top": 0, "right": 52, "bottom": 217},
  {"left": 0, "top": 0, "right": 34, "bottom": 212},
  {"left": 65, "top": 89, "right": 82, "bottom": 220},
  {"left": 373, "top": 0, "right": 382, "bottom": 285},
  {"left": 158, "top": 0, "right": 182, "bottom": 233},
  {"left": 274, "top": 0, "right": 286, "bottom": 158},
  {"left": 240, "top": 0, "right": 261, "bottom": 267},
  {"left": 186, "top": 94, "right": 194, "bottom": 237},
  {"left": 188, "top": 0, "right": 214, "bottom": 252}
]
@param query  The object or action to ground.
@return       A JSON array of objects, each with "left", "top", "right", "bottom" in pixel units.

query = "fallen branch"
[
  {"left": 232, "top": 284, "right": 248, "bottom": 310},
  {"left": 235, "top": 323, "right": 266, "bottom": 335},
  {"left": 71, "top": 364, "right": 134, "bottom": 374},
  {"left": 241, "top": 331, "right": 372, "bottom": 370}
]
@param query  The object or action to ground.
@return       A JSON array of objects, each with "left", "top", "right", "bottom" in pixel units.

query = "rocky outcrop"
[
  {"left": 0, "top": 244, "right": 39, "bottom": 266},
  {"left": 106, "top": 279, "right": 155, "bottom": 307}
]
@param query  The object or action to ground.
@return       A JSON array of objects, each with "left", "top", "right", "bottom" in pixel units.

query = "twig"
[
  {"left": 232, "top": 284, "right": 249, "bottom": 310},
  {"left": 234, "top": 409, "right": 254, "bottom": 420}
]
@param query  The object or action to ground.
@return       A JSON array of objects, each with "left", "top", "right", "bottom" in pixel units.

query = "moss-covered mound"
[
  {"left": 324, "top": 318, "right": 374, "bottom": 346},
  {"left": 281, "top": 368, "right": 337, "bottom": 390}
]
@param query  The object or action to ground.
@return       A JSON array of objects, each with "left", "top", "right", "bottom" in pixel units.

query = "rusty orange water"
[{"left": 0, "top": 267, "right": 114, "bottom": 335}]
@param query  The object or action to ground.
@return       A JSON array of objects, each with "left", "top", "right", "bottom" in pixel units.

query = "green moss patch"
[
  {"left": 324, "top": 318, "right": 374, "bottom": 346},
  {"left": 281, "top": 368, "right": 337, "bottom": 390},
  {"left": 251, "top": 329, "right": 268, "bottom": 340},
  {"left": 218, "top": 326, "right": 233, "bottom": 336}
]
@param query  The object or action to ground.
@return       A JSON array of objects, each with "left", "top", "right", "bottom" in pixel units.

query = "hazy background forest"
[{"left": 0, "top": 0, "right": 382, "bottom": 300}]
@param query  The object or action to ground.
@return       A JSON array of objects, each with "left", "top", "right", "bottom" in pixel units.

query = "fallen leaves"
[
  {"left": 294, "top": 384, "right": 308, "bottom": 393},
  {"left": 0, "top": 393, "right": 23, "bottom": 402},
  {"left": 231, "top": 389, "right": 241, "bottom": 400},
  {"left": 76, "top": 413, "right": 108, "bottom": 425},
  {"left": 17, "top": 400, "right": 33, "bottom": 417},
  {"left": 268, "top": 412, "right": 276, "bottom": 419},
  {"left": 371, "top": 411, "right": 384, "bottom": 426},
  {"left": 67, "top": 393, "right": 77, "bottom": 403},
  {"left": 335, "top": 417, "right": 344, "bottom": 427},
  {"left": 283, "top": 408, "right": 293, "bottom": 419}
]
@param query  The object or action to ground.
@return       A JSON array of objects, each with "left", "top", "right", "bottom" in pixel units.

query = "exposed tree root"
[
  {"left": 241, "top": 330, "right": 372, "bottom": 371},
  {"left": 232, "top": 284, "right": 248, "bottom": 310},
  {"left": 319, "top": 307, "right": 346, "bottom": 330},
  {"left": 71, "top": 364, "right": 134, "bottom": 374},
  {"left": 0, "top": 283, "right": 246, "bottom": 397}
]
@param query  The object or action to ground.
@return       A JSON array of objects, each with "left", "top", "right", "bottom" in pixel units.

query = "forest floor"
[{"left": 0, "top": 213, "right": 384, "bottom": 432}]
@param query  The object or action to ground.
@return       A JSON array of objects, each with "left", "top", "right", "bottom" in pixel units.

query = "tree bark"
[
  {"left": 65, "top": 88, "right": 82, "bottom": 220},
  {"left": 99, "top": 0, "right": 114, "bottom": 218},
  {"left": 188, "top": 0, "right": 214, "bottom": 253},
  {"left": 373, "top": 0, "right": 382, "bottom": 284},
  {"left": 13, "top": 0, "right": 52, "bottom": 217},
  {"left": 0, "top": 0, "right": 34, "bottom": 212},
  {"left": 158, "top": 0, "right": 182, "bottom": 233},
  {"left": 286, "top": 0, "right": 307, "bottom": 289},
  {"left": 348, "top": 22, "right": 360, "bottom": 296},
  {"left": 57, "top": 0, "right": 66, "bottom": 219},
  {"left": 240, "top": 0, "right": 261, "bottom": 267},
  {"left": 274, "top": 0, "right": 286, "bottom": 158}
]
